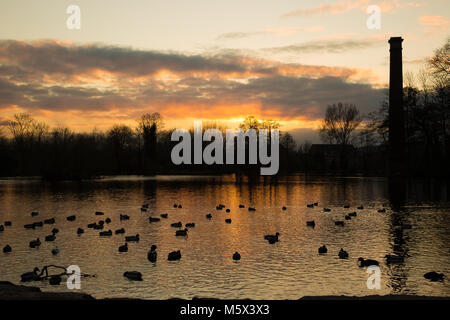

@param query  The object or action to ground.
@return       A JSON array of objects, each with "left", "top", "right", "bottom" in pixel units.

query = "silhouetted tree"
[{"left": 319, "top": 103, "right": 361, "bottom": 145}]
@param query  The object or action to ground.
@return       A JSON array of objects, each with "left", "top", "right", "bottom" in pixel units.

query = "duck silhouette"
[
  {"left": 175, "top": 229, "right": 188, "bottom": 237},
  {"left": 168, "top": 250, "right": 181, "bottom": 261},
  {"left": 225, "top": 218, "right": 232, "bottom": 224},
  {"left": 185, "top": 223, "right": 195, "bottom": 228},
  {"left": 45, "top": 234, "right": 56, "bottom": 242},
  {"left": 149, "top": 217, "right": 160, "bottom": 223},
  {"left": 306, "top": 221, "right": 315, "bottom": 227},
  {"left": 148, "top": 245, "right": 157, "bottom": 262},
  {"left": 318, "top": 245, "right": 327, "bottom": 254},
  {"left": 120, "top": 214, "right": 130, "bottom": 221},
  {"left": 3, "top": 245, "right": 12, "bottom": 253},
  {"left": 77, "top": 228, "right": 84, "bottom": 235},
  {"left": 99, "top": 230, "right": 112, "bottom": 237},
  {"left": 160, "top": 213, "right": 168, "bottom": 219},
  {"left": 118, "top": 243, "right": 128, "bottom": 252},
  {"left": 51, "top": 246, "right": 59, "bottom": 255},
  {"left": 424, "top": 271, "right": 444, "bottom": 281},
  {"left": 123, "top": 271, "right": 142, "bottom": 281},
  {"left": 358, "top": 257, "right": 379, "bottom": 267},
  {"left": 338, "top": 248, "right": 349, "bottom": 259},
  {"left": 233, "top": 252, "right": 241, "bottom": 260},
  {"left": 171, "top": 222, "right": 182, "bottom": 228},
  {"left": 66, "top": 215, "right": 76, "bottom": 222},
  {"left": 206, "top": 213, "right": 212, "bottom": 219},
  {"left": 29, "top": 238, "right": 41, "bottom": 248},
  {"left": 125, "top": 234, "right": 140, "bottom": 242},
  {"left": 115, "top": 228, "right": 125, "bottom": 234}
]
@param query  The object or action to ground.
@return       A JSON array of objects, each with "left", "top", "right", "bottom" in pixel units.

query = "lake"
[{"left": 0, "top": 175, "right": 449, "bottom": 299}]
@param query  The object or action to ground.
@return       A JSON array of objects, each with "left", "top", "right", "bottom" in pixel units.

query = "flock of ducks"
[{"left": 0, "top": 201, "right": 447, "bottom": 284}]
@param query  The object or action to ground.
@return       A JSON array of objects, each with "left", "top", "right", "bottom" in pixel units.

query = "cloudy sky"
[{"left": 0, "top": 0, "right": 448, "bottom": 141}]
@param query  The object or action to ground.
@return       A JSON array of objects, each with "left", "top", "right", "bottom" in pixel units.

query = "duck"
[
  {"left": 178, "top": 205, "right": 182, "bottom": 208},
  {"left": 173, "top": 203, "right": 178, "bottom": 208},
  {"left": 248, "top": 207, "right": 256, "bottom": 211},
  {"left": 171, "top": 222, "right": 182, "bottom": 228},
  {"left": 115, "top": 228, "right": 125, "bottom": 234},
  {"left": 29, "top": 238, "right": 41, "bottom": 248},
  {"left": 0, "top": 225, "right": 3, "bottom": 232},
  {"left": 49, "top": 275, "right": 62, "bottom": 285},
  {"left": 45, "top": 234, "right": 56, "bottom": 242},
  {"left": 323, "top": 208, "right": 331, "bottom": 212},
  {"left": 344, "top": 205, "right": 350, "bottom": 209},
  {"left": 335, "top": 221, "right": 345, "bottom": 226},
  {"left": 185, "top": 223, "right": 195, "bottom": 228},
  {"left": 377, "top": 208, "right": 386, "bottom": 213},
  {"left": 99, "top": 230, "right": 112, "bottom": 237},
  {"left": 239, "top": 204, "right": 245, "bottom": 208},
  {"left": 93, "top": 223, "right": 104, "bottom": 230},
  {"left": 226, "top": 209, "right": 231, "bottom": 213},
  {"left": 77, "top": 228, "right": 84, "bottom": 235},
  {"left": 345, "top": 215, "right": 351, "bottom": 220},
  {"left": 123, "top": 271, "right": 142, "bottom": 281},
  {"left": 175, "top": 229, "right": 188, "bottom": 237},
  {"left": 120, "top": 214, "right": 130, "bottom": 221},
  {"left": 147, "top": 245, "right": 157, "bottom": 262},
  {"left": 33, "top": 221, "right": 43, "bottom": 227},
  {"left": 3, "top": 245, "right": 12, "bottom": 253},
  {"left": 140, "top": 207, "right": 147, "bottom": 212},
  {"left": 216, "top": 206, "right": 223, "bottom": 210},
  {"left": 44, "top": 218, "right": 55, "bottom": 225},
  {"left": 118, "top": 243, "right": 128, "bottom": 252},
  {"left": 87, "top": 223, "right": 96, "bottom": 228},
  {"left": 168, "top": 250, "right": 181, "bottom": 261},
  {"left": 358, "top": 257, "right": 379, "bottom": 267},
  {"left": 306, "top": 220, "right": 315, "bottom": 227},
  {"left": 338, "top": 248, "right": 349, "bottom": 259},
  {"left": 4, "top": 221, "right": 12, "bottom": 227},
  {"left": 225, "top": 218, "right": 232, "bottom": 224},
  {"left": 125, "top": 234, "right": 140, "bottom": 242},
  {"left": 66, "top": 215, "right": 76, "bottom": 222},
  {"left": 233, "top": 252, "right": 241, "bottom": 260},
  {"left": 105, "top": 218, "right": 111, "bottom": 224},
  {"left": 313, "top": 202, "right": 318, "bottom": 206},
  {"left": 348, "top": 212, "right": 357, "bottom": 217},
  {"left": 95, "top": 211, "right": 104, "bottom": 216},
  {"left": 357, "top": 205, "right": 364, "bottom": 210},
  {"left": 424, "top": 271, "right": 445, "bottom": 281},
  {"left": 21, "top": 267, "right": 42, "bottom": 282},
  {"left": 160, "top": 213, "right": 168, "bottom": 219},
  {"left": 264, "top": 232, "right": 280, "bottom": 244},
  {"left": 52, "top": 228, "right": 59, "bottom": 234},
  {"left": 206, "top": 213, "right": 212, "bottom": 219},
  {"left": 318, "top": 245, "right": 327, "bottom": 254},
  {"left": 282, "top": 206, "right": 287, "bottom": 211},
  {"left": 149, "top": 217, "right": 160, "bottom": 223},
  {"left": 24, "top": 223, "right": 35, "bottom": 230},
  {"left": 306, "top": 204, "right": 314, "bottom": 208},
  {"left": 31, "top": 211, "right": 39, "bottom": 217},
  {"left": 51, "top": 246, "right": 60, "bottom": 255},
  {"left": 385, "top": 254, "right": 404, "bottom": 264}
]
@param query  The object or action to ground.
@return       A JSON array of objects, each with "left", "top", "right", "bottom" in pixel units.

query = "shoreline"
[{"left": 1, "top": 282, "right": 448, "bottom": 301}]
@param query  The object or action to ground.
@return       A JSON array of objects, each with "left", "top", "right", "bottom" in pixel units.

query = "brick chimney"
[{"left": 388, "top": 37, "right": 405, "bottom": 176}]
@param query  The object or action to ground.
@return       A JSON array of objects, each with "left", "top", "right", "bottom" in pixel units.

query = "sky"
[{"left": 0, "top": 0, "right": 449, "bottom": 142}]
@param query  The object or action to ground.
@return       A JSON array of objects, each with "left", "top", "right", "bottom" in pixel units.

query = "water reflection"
[{"left": 0, "top": 175, "right": 448, "bottom": 299}]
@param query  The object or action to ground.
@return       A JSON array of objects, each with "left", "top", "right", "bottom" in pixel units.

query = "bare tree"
[
  {"left": 319, "top": 103, "right": 361, "bottom": 145},
  {"left": 428, "top": 36, "right": 450, "bottom": 87}
]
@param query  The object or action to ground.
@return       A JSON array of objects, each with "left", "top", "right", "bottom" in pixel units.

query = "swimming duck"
[
  {"left": 29, "top": 238, "right": 41, "bottom": 248},
  {"left": 313, "top": 202, "right": 318, "bottom": 206},
  {"left": 344, "top": 205, "right": 350, "bottom": 209},
  {"left": 248, "top": 207, "right": 256, "bottom": 211},
  {"left": 21, "top": 267, "right": 42, "bottom": 282},
  {"left": 239, "top": 204, "right": 245, "bottom": 208},
  {"left": 171, "top": 222, "right": 182, "bottom": 228},
  {"left": 0, "top": 225, "right": 3, "bottom": 232},
  {"left": 348, "top": 212, "right": 357, "bottom": 217},
  {"left": 115, "top": 228, "right": 125, "bottom": 234},
  {"left": 233, "top": 252, "right": 241, "bottom": 260},
  {"left": 173, "top": 203, "right": 178, "bottom": 208},
  {"left": 95, "top": 211, "right": 104, "bottom": 216},
  {"left": 225, "top": 218, "right": 232, "bottom": 224},
  {"left": 147, "top": 245, "right": 157, "bottom": 262},
  {"left": 87, "top": 223, "right": 96, "bottom": 228},
  {"left": 358, "top": 257, "right": 379, "bottom": 267},
  {"left": 424, "top": 271, "right": 445, "bottom": 281},
  {"left": 149, "top": 217, "right": 160, "bottom": 223},
  {"left": 306, "top": 221, "right": 315, "bottom": 227},
  {"left": 306, "top": 204, "right": 314, "bottom": 208},
  {"left": 43, "top": 217, "right": 55, "bottom": 225},
  {"left": 33, "top": 221, "right": 43, "bottom": 227},
  {"left": 185, "top": 223, "right": 195, "bottom": 228},
  {"left": 31, "top": 212, "right": 39, "bottom": 217},
  {"left": 206, "top": 213, "right": 212, "bottom": 219},
  {"left": 335, "top": 221, "right": 345, "bottom": 226},
  {"left": 120, "top": 214, "right": 130, "bottom": 221},
  {"left": 118, "top": 243, "right": 128, "bottom": 252},
  {"left": 226, "top": 209, "right": 231, "bottom": 213},
  {"left": 318, "top": 245, "right": 327, "bottom": 254},
  {"left": 93, "top": 223, "right": 104, "bottom": 230},
  {"left": 140, "top": 207, "right": 147, "bottom": 212},
  {"left": 45, "top": 234, "right": 56, "bottom": 242},
  {"left": 66, "top": 215, "right": 76, "bottom": 222},
  {"left": 105, "top": 218, "right": 111, "bottom": 224},
  {"left": 264, "top": 232, "right": 280, "bottom": 244},
  {"left": 49, "top": 275, "right": 62, "bottom": 285},
  {"left": 338, "top": 248, "right": 349, "bottom": 259},
  {"left": 123, "top": 271, "right": 142, "bottom": 281},
  {"left": 4, "top": 221, "right": 12, "bottom": 227},
  {"left": 357, "top": 205, "right": 364, "bottom": 210},
  {"left": 24, "top": 223, "right": 35, "bottom": 230},
  {"left": 282, "top": 206, "right": 287, "bottom": 211},
  {"left": 323, "top": 208, "right": 331, "bottom": 212},
  {"left": 178, "top": 205, "right": 182, "bottom": 208},
  {"left": 77, "top": 228, "right": 84, "bottom": 235},
  {"left": 3, "top": 245, "right": 12, "bottom": 253},
  {"left": 99, "top": 230, "right": 112, "bottom": 237},
  {"left": 51, "top": 246, "right": 59, "bottom": 255},
  {"left": 216, "top": 206, "right": 223, "bottom": 210},
  {"left": 175, "top": 229, "right": 188, "bottom": 237},
  {"left": 345, "top": 215, "right": 351, "bottom": 220},
  {"left": 160, "top": 213, "right": 168, "bottom": 219},
  {"left": 125, "top": 234, "right": 140, "bottom": 242},
  {"left": 168, "top": 250, "right": 181, "bottom": 261},
  {"left": 377, "top": 208, "right": 386, "bottom": 213}
]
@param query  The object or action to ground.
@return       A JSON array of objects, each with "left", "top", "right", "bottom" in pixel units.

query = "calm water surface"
[{"left": 0, "top": 175, "right": 449, "bottom": 299}]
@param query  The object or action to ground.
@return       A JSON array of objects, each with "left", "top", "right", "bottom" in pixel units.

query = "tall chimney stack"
[{"left": 388, "top": 37, "right": 405, "bottom": 176}]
